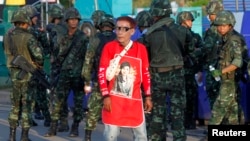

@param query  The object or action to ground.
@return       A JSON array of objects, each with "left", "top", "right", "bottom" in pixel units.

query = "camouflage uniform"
[
  {"left": 138, "top": 0, "right": 194, "bottom": 140},
  {"left": 44, "top": 7, "right": 88, "bottom": 137},
  {"left": 82, "top": 13, "right": 116, "bottom": 141},
  {"left": 176, "top": 11, "right": 204, "bottom": 129},
  {"left": 203, "top": 0, "right": 223, "bottom": 110},
  {"left": 135, "top": 10, "right": 154, "bottom": 132},
  {"left": 46, "top": 4, "right": 70, "bottom": 131},
  {"left": 209, "top": 10, "right": 244, "bottom": 125},
  {"left": 21, "top": 5, "right": 51, "bottom": 127},
  {"left": 3, "top": 9, "right": 43, "bottom": 141}
]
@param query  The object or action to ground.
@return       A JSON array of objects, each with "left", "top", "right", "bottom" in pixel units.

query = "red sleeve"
[
  {"left": 139, "top": 43, "right": 151, "bottom": 96},
  {"left": 98, "top": 42, "right": 113, "bottom": 96}
]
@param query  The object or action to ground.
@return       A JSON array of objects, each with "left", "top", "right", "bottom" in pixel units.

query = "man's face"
[
  {"left": 31, "top": 16, "right": 38, "bottom": 25},
  {"left": 181, "top": 19, "right": 193, "bottom": 29},
  {"left": 217, "top": 24, "right": 232, "bottom": 36},
  {"left": 208, "top": 14, "right": 216, "bottom": 22},
  {"left": 115, "top": 20, "right": 134, "bottom": 45},
  {"left": 67, "top": 18, "right": 79, "bottom": 28}
]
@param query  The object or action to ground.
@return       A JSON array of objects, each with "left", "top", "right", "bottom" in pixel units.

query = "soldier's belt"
[
  {"left": 221, "top": 73, "right": 235, "bottom": 80},
  {"left": 150, "top": 65, "right": 183, "bottom": 73}
]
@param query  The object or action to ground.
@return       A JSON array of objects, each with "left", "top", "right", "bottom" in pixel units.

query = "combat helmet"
[
  {"left": 206, "top": 0, "right": 224, "bottom": 15},
  {"left": 21, "top": 5, "right": 40, "bottom": 18},
  {"left": 49, "top": 4, "right": 64, "bottom": 18},
  {"left": 91, "top": 10, "right": 106, "bottom": 28},
  {"left": 176, "top": 11, "right": 194, "bottom": 25},
  {"left": 214, "top": 10, "right": 236, "bottom": 26},
  {"left": 97, "top": 14, "right": 115, "bottom": 29},
  {"left": 135, "top": 10, "right": 153, "bottom": 27},
  {"left": 64, "top": 7, "right": 81, "bottom": 21},
  {"left": 149, "top": 0, "right": 172, "bottom": 17},
  {"left": 11, "top": 9, "right": 31, "bottom": 24}
]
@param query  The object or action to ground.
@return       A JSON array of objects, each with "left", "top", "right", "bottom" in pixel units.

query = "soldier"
[
  {"left": 176, "top": 11, "right": 204, "bottom": 129},
  {"left": 44, "top": 7, "right": 88, "bottom": 137},
  {"left": 3, "top": 9, "right": 43, "bottom": 141},
  {"left": 209, "top": 10, "right": 246, "bottom": 125},
  {"left": 135, "top": 10, "right": 153, "bottom": 34},
  {"left": 138, "top": 0, "right": 194, "bottom": 140},
  {"left": 46, "top": 3, "right": 70, "bottom": 132},
  {"left": 90, "top": 10, "right": 106, "bottom": 32},
  {"left": 82, "top": 13, "right": 116, "bottom": 141},
  {"left": 203, "top": 0, "right": 224, "bottom": 111},
  {"left": 21, "top": 4, "right": 51, "bottom": 127}
]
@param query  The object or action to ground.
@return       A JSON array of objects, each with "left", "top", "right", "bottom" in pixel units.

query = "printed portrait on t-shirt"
[{"left": 112, "top": 61, "right": 135, "bottom": 97}]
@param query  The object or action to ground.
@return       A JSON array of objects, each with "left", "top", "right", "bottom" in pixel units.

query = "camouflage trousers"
[
  {"left": 29, "top": 79, "right": 51, "bottom": 121},
  {"left": 209, "top": 79, "right": 238, "bottom": 125},
  {"left": 205, "top": 70, "right": 220, "bottom": 109},
  {"left": 148, "top": 68, "right": 186, "bottom": 141},
  {"left": 8, "top": 80, "right": 33, "bottom": 129},
  {"left": 50, "top": 72, "right": 84, "bottom": 122},
  {"left": 184, "top": 72, "right": 198, "bottom": 128},
  {"left": 85, "top": 82, "right": 102, "bottom": 130}
]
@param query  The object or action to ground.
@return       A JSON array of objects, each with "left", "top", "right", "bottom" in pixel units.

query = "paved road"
[{"left": 0, "top": 88, "right": 206, "bottom": 141}]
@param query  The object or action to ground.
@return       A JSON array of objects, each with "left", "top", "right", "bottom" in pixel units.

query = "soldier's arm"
[
  {"left": 222, "top": 40, "right": 242, "bottom": 74},
  {"left": 27, "top": 36, "right": 44, "bottom": 67},
  {"left": 81, "top": 36, "right": 100, "bottom": 85}
]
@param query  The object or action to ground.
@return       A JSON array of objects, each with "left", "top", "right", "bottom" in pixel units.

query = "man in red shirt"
[{"left": 98, "top": 16, "right": 152, "bottom": 141}]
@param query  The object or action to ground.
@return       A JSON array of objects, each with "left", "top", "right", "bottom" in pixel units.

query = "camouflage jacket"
[
  {"left": 203, "top": 23, "right": 222, "bottom": 69},
  {"left": 56, "top": 29, "right": 88, "bottom": 77},
  {"left": 29, "top": 25, "right": 50, "bottom": 56},
  {"left": 81, "top": 30, "right": 116, "bottom": 84}
]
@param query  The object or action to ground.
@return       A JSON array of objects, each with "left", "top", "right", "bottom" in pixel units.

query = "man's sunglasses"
[{"left": 115, "top": 26, "right": 132, "bottom": 32}]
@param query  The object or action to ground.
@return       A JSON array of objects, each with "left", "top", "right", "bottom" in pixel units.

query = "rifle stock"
[{"left": 11, "top": 55, "right": 51, "bottom": 89}]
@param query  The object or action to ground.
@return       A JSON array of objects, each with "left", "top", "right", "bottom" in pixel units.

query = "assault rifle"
[{"left": 11, "top": 55, "right": 51, "bottom": 89}]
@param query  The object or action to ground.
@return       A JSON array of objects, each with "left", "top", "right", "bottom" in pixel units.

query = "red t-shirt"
[{"left": 98, "top": 40, "right": 151, "bottom": 127}]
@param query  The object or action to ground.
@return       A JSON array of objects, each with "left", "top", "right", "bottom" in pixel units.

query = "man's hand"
[
  {"left": 144, "top": 97, "right": 153, "bottom": 114},
  {"left": 84, "top": 84, "right": 92, "bottom": 94},
  {"left": 103, "top": 96, "right": 111, "bottom": 112}
]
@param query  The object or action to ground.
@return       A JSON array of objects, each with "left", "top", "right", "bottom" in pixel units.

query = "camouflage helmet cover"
[
  {"left": 214, "top": 10, "right": 236, "bottom": 26},
  {"left": 11, "top": 9, "right": 31, "bottom": 24},
  {"left": 135, "top": 10, "right": 153, "bottom": 27},
  {"left": 91, "top": 10, "right": 106, "bottom": 25},
  {"left": 21, "top": 5, "right": 40, "bottom": 18},
  {"left": 149, "top": 0, "right": 172, "bottom": 17},
  {"left": 206, "top": 0, "right": 224, "bottom": 15},
  {"left": 97, "top": 14, "right": 115, "bottom": 29},
  {"left": 176, "top": 11, "right": 194, "bottom": 25},
  {"left": 64, "top": 7, "right": 81, "bottom": 21},
  {"left": 49, "top": 4, "right": 64, "bottom": 18}
]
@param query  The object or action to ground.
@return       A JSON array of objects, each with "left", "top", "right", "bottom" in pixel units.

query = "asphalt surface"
[{"left": 0, "top": 88, "right": 207, "bottom": 141}]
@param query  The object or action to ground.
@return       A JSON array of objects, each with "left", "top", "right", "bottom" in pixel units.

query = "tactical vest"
[
  {"left": 145, "top": 19, "right": 188, "bottom": 67},
  {"left": 4, "top": 28, "right": 35, "bottom": 68}
]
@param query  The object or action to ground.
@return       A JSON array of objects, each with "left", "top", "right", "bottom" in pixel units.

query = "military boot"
[
  {"left": 20, "top": 128, "right": 31, "bottom": 141},
  {"left": 68, "top": 122, "right": 79, "bottom": 137},
  {"left": 8, "top": 127, "right": 16, "bottom": 141},
  {"left": 84, "top": 129, "right": 92, "bottom": 141},
  {"left": 44, "top": 121, "right": 57, "bottom": 137},
  {"left": 57, "top": 118, "right": 69, "bottom": 132}
]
